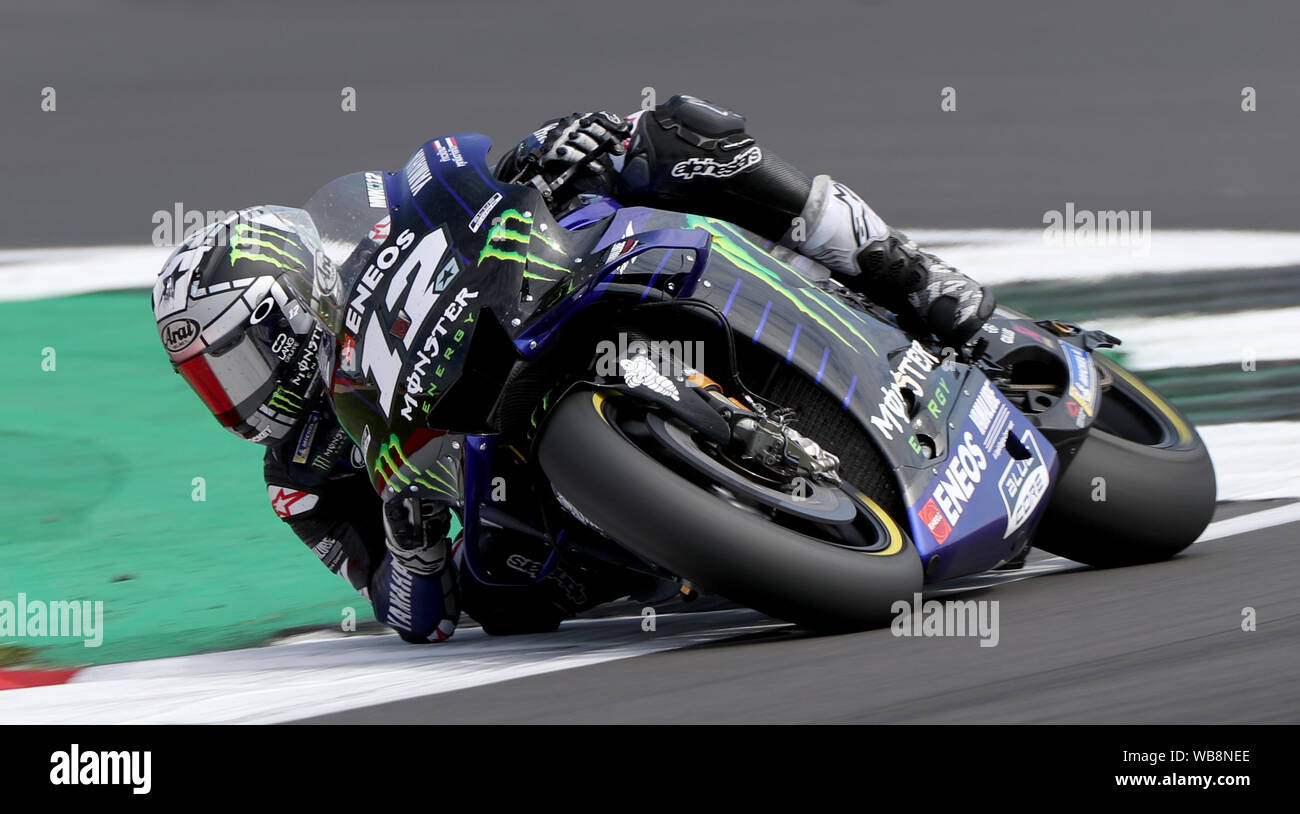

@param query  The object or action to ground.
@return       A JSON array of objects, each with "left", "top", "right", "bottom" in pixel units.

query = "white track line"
[
  {"left": 913, "top": 229, "right": 1300, "bottom": 284},
  {"left": 2, "top": 499, "right": 1296, "bottom": 723},
  {"left": 1088, "top": 309, "right": 1300, "bottom": 369},
  {"left": 0, "top": 609, "right": 782, "bottom": 724},
  {"left": 1195, "top": 502, "right": 1300, "bottom": 543},
  {"left": 1, "top": 233, "right": 1296, "bottom": 722},
  {"left": 5, "top": 230, "right": 1300, "bottom": 301},
  {"left": 0, "top": 245, "right": 168, "bottom": 302},
  {"left": 1200, "top": 422, "right": 1300, "bottom": 500},
  {"left": 931, "top": 499, "right": 1300, "bottom": 594}
]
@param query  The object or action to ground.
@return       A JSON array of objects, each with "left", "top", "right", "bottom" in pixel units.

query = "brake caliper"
[
  {"left": 730, "top": 414, "right": 842, "bottom": 486},
  {"left": 687, "top": 371, "right": 842, "bottom": 486}
]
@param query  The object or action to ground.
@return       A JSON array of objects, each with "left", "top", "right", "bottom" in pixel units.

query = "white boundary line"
[
  {"left": 1200, "top": 422, "right": 1300, "bottom": 501},
  {"left": 930, "top": 499, "right": 1300, "bottom": 595},
  {"left": 5, "top": 229, "right": 1300, "bottom": 302},
  {"left": 1195, "top": 501, "right": 1300, "bottom": 543},
  {"left": 1089, "top": 310, "right": 1300, "bottom": 369},
  {"left": 0, "top": 609, "right": 784, "bottom": 724},
  {"left": 0, "top": 501, "right": 1294, "bottom": 724},
  {"left": 1, "top": 231, "right": 1297, "bottom": 721}
]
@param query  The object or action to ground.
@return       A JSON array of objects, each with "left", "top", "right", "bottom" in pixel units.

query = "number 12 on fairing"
[{"left": 359, "top": 229, "right": 451, "bottom": 417}]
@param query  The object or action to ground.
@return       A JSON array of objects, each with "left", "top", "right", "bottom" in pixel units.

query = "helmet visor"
[{"left": 176, "top": 330, "right": 276, "bottom": 430}]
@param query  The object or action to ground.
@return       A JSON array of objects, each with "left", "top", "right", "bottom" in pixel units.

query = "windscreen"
[{"left": 301, "top": 171, "right": 393, "bottom": 335}]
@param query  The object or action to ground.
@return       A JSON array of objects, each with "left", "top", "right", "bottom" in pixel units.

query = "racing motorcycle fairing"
[
  {"left": 304, "top": 133, "right": 1079, "bottom": 585},
  {"left": 563, "top": 198, "right": 1063, "bottom": 579},
  {"left": 305, "top": 134, "right": 606, "bottom": 499}
]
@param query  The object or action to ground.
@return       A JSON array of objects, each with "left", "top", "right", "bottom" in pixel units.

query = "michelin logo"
[{"left": 619, "top": 354, "right": 680, "bottom": 401}]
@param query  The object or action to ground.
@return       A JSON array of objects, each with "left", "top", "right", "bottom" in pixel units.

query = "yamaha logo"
[
  {"left": 161, "top": 318, "right": 200, "bottom": 352},
  {"left": 433, "top": 258, "right": 459, "bottom": 293}
]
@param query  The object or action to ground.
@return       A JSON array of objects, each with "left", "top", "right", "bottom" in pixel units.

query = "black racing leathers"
[
  {"left": 262, "top": 399, "right": 646, "bottom": 640},
  {"left": 263, "top": 403, "right": 461, "bottom": 642},
  {"left": 497, "top": 92, "right": 995, "bottom": 345}
]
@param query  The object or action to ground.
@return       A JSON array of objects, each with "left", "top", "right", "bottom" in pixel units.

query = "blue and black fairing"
[
  {"left": 558, "top": 198, "right": 1062, "bottom": 581},
  {"left": 307, "top": 134, "right": 586, "bottom": 498},
  {"left": 308, "top": 132, "right": 1063, "bottom": 583}
]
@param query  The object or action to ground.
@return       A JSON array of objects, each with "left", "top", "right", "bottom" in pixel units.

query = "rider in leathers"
[{"left": 221, "top": 93, "right": 994, "bottom": 644}]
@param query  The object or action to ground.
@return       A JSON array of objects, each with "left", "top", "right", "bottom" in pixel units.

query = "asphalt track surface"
[
  {"left": 306, "top": 503, "right": 1299, "bottom": 724},
  {"left": 3, "top": 1, "right": 1298, "bottom": 723}
]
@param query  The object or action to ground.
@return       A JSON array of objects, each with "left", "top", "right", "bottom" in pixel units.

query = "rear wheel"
[
  {"left": 536, "top": 389, "right": 922, "bottom": 629},
  {"left": 1033, "top": 355, "right": 1216, "bottom": 567}
]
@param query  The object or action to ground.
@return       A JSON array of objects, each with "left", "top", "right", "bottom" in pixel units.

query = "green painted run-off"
[{"left": 0, "top": 291, "right": 361, "bottom": 666}]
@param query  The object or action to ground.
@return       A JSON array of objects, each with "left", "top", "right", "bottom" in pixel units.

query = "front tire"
[
  {"left": 1033, "top": 355, "right": 1216, "bottom": 567},
  {"left": 536, "top": 390, "right": 922, "bottom": 629}
]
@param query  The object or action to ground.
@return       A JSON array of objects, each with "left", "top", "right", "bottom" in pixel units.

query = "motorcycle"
[{"left": 295, "top": 133, "right": 1216, "bottom": 629}]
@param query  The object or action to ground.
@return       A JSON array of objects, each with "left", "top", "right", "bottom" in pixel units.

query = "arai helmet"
[{"left": 152, "top": 206, "right": 333, "bottom": 444}]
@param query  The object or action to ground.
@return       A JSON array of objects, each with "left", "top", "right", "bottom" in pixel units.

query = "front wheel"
[
  {"left": 1033, "top": 355, "right": 1216, "bottom": 567},
  {"left": 536, "top": 390, "right": 923, "bottom": 629}
]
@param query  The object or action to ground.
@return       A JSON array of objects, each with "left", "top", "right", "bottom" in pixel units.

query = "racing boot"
[
  {"left": 379, "top": 498, "right": 460, "bottom": 642},
  {"left": 782, "top": 174, "right": 996, "bottom": 348}
]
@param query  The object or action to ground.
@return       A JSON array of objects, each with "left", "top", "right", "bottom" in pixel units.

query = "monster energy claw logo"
[
  {"left": 228, "top": 222, "right": 307, "bottom": 274},
  {"left": 267, "top": 385, "right": 304, "bottom": 414},
  {"left": 476, "top": 209, "right": 568, "bottom": 278},
  {"left": 686, "top": 214, "right": 879, "bottom": 355},
  {"left": 372, "top": 433, "right": 457, "bottom": 496}
]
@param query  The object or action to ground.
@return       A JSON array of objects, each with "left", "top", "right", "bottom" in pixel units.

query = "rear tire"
[
  {"left": 536, "top": 390, "right": 922, "bottom": 629},
  {"left": 1034, "top": 355, "right": 1216, "bottom": 567}
]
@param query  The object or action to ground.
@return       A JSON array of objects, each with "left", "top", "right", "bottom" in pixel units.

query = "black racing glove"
[
  {"left": 500, "top": 111, "right": 632, "bottom": 203},
  {"left": 535, "top": 111, "right": 631, "bottom": 175}
]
